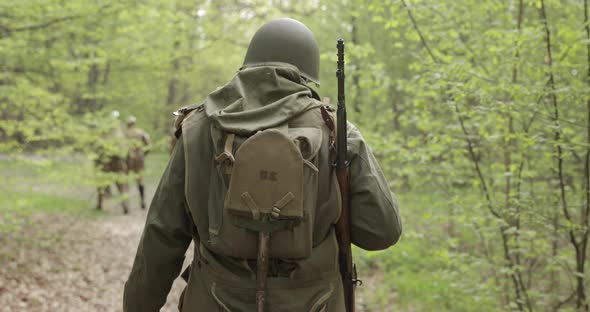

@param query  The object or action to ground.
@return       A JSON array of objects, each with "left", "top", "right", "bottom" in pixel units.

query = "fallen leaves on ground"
[{"left": 0, "top": 209, "right": 191, "bottom": 312}]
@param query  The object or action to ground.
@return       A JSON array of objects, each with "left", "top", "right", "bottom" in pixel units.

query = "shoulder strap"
[
  {"left": 214, "top": 133, "right": 236, "bottom": 174},
  {"left": 173, "top": 104, "right": 204, "bottom": 138},
  {"left": 320, "top": 105, "right": 337, "bottom": 165}
]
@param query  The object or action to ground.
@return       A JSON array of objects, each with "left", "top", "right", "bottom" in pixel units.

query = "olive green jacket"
[{"left": 124, "top": 64, "right": 401, "bottom": 312}]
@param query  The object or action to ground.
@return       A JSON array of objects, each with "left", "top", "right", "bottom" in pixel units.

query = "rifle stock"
[{"left": 335, "top": 38, "right": 356, "bottom": 312}]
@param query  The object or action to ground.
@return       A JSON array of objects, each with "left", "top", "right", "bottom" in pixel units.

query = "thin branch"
[
  {"left": 555, "top": 291, "right": 578, "bottom": 310},
  {"left": 453, "top": 101, "right": 501, "bottom": 219},
  {"left": 508, "top": 3, "right": 531, "bottom": 309},
  {"left": 401, "top": 5, "right": 500, "bottom": 215},
  {"left": 539, "top": 0, "right": 572, "bottom": 225},
  {"left": 400, "top": 1, "right": 499, "bottom": 85},
  {"left": 401, "top": 0, "right": 440, "bottom": 64},
  {"left": 402, "top": 1, "right": 531, "bottom": 308},
  {"left": 499, "top": 228, "right": 527, "bottom": 312},
  {"left": 540, "top": 0, "right": 586, "bottom": 310},
  {"left": 9, "top": 14, "right": 83, "bottom": 33},
  {"left": 471, "top": 221, "right": 507, "bottom": 306},
  {"left": 512, "top": 0, "right": 525, "bottom": 84},
  {"left": 426, "top": 5, "right": 491, "bottom": 76},
  {"left": 0, "top": 3, "right": 114, "bottom": 39},
  {"left": 537, "top": 0, "right": 579, "bottom": 252}
]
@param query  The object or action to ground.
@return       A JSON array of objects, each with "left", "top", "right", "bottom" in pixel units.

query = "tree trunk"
[
  {"left": 539, "top": 0, "right": 587, "bottom": 309},
  {"left": 98, "top": 60, "right": 111, "bottom": 110},
  {"left": 166, "top": 40, "right": 181, "bottom": 107},
  {"left": 583, "top": 0, "right": 590, "bottom": 309},
  {"left": 506, "top": 0, "right": 525, "bottom": 301}
]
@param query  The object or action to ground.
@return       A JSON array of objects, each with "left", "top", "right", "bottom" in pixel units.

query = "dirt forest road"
[{"left": 0, "top": 206, "right": 192, "bottom": 312}]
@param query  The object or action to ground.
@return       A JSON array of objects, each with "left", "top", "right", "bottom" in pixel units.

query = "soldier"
[
  {"left": 124, "top": 18, "right": 402, "bottom": 311},
  {"left": 125, "top": 116, "right": 151, "bottom": 209},
  {"left": 95, "top": 110, "right": 129, "bottom": 214}
]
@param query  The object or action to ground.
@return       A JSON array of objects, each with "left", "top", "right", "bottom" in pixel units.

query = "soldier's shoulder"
[{"left": 173, "top": 103, "right": 207, "bottom": 138}]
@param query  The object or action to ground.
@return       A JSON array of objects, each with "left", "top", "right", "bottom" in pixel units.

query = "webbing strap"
[
  {"left": 224, "top": 133, "right": 235, "bottom": 155},
  {"left": 214, "top": 133, "right": 236, "bottom": 174},
  {"left": 303, "top": 159, "right": 318, "bottom": 173},
  {"left": 241, "top": 192, "right": 261, "bottom": 220},
  {"left": 319, "top": 106, "right": 336, "bottom": 165},
  {"left": 274, "top": 192, "right": 294, "bottom": 209},
  {"left": 271, "top": 192, "right": 294, "bottom": 219},
  {"left": 241, "top": 192, "right": 296, "bottom": 221}
]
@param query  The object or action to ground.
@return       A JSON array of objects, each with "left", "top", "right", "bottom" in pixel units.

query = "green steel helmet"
[{"left": 243, "top": 18, "right": 320, "bottom": 85}]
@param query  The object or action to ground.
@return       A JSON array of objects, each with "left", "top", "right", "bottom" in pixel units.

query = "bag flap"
[{"left": 224, "top": 129, "right": 304, "bottom": 220}]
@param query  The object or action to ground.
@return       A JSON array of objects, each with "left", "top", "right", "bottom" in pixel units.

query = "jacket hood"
[{"left": 204, "top": 63, "right": 321, "bottom": 134}]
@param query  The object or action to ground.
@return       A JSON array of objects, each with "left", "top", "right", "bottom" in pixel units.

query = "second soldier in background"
[{"left": 125, "top": 116, "right": 151, "bottom": 210}]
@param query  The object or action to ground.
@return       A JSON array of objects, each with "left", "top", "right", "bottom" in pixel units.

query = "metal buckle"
[{"left": 352, "top": 263, "right": 362, "bottom": 287}]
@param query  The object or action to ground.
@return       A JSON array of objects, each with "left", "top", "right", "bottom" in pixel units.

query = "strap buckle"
[{"left": 351, "top": 263, "right": 362, "bottom": 287}]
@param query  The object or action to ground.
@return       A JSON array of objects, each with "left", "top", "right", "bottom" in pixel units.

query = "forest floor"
[
  {"left": 0, "top": 154, "right": 190, "bottom": 312},
  {"left": 0, "top": 199, "right": 191, "bottom": 312}
]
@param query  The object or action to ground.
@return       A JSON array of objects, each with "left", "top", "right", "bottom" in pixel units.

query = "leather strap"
[{"left": 319, "top": 105, "right": 337, "bottom": 165}]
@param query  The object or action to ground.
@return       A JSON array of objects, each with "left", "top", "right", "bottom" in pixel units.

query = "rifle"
[{"left": 335, "top": 38, "right": 357, "bottom": 312}]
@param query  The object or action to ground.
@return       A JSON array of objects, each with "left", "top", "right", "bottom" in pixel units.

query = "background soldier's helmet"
[
  {"left": 243, "top": 18, "right": 320, "bottom": 85},
  {"left": 127, "top": 116, "right": 137, "bottom": 126}
]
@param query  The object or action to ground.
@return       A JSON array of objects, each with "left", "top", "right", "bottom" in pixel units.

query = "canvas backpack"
[{"left": 205, "top": 111, "right": 332, "bottom": 260}]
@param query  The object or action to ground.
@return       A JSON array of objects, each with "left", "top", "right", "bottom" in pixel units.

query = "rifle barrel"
[
  {"left": 336, "top": 39, "right": 347, "bottom": 170},
  {"left": 335, "top": 38, "right": 355, "bottom": 312}
]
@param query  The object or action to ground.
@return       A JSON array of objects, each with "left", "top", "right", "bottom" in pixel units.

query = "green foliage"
[
  {"left": 3, "top": 0, "right": 590, "bottom": 310},
  {"left": 0, "top": 156, "right": 94, "bottom": 234}
]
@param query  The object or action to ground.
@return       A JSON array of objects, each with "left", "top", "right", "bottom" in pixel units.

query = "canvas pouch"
[{"left": 206, "top": 124, "right": 322, "bottom": 259}]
